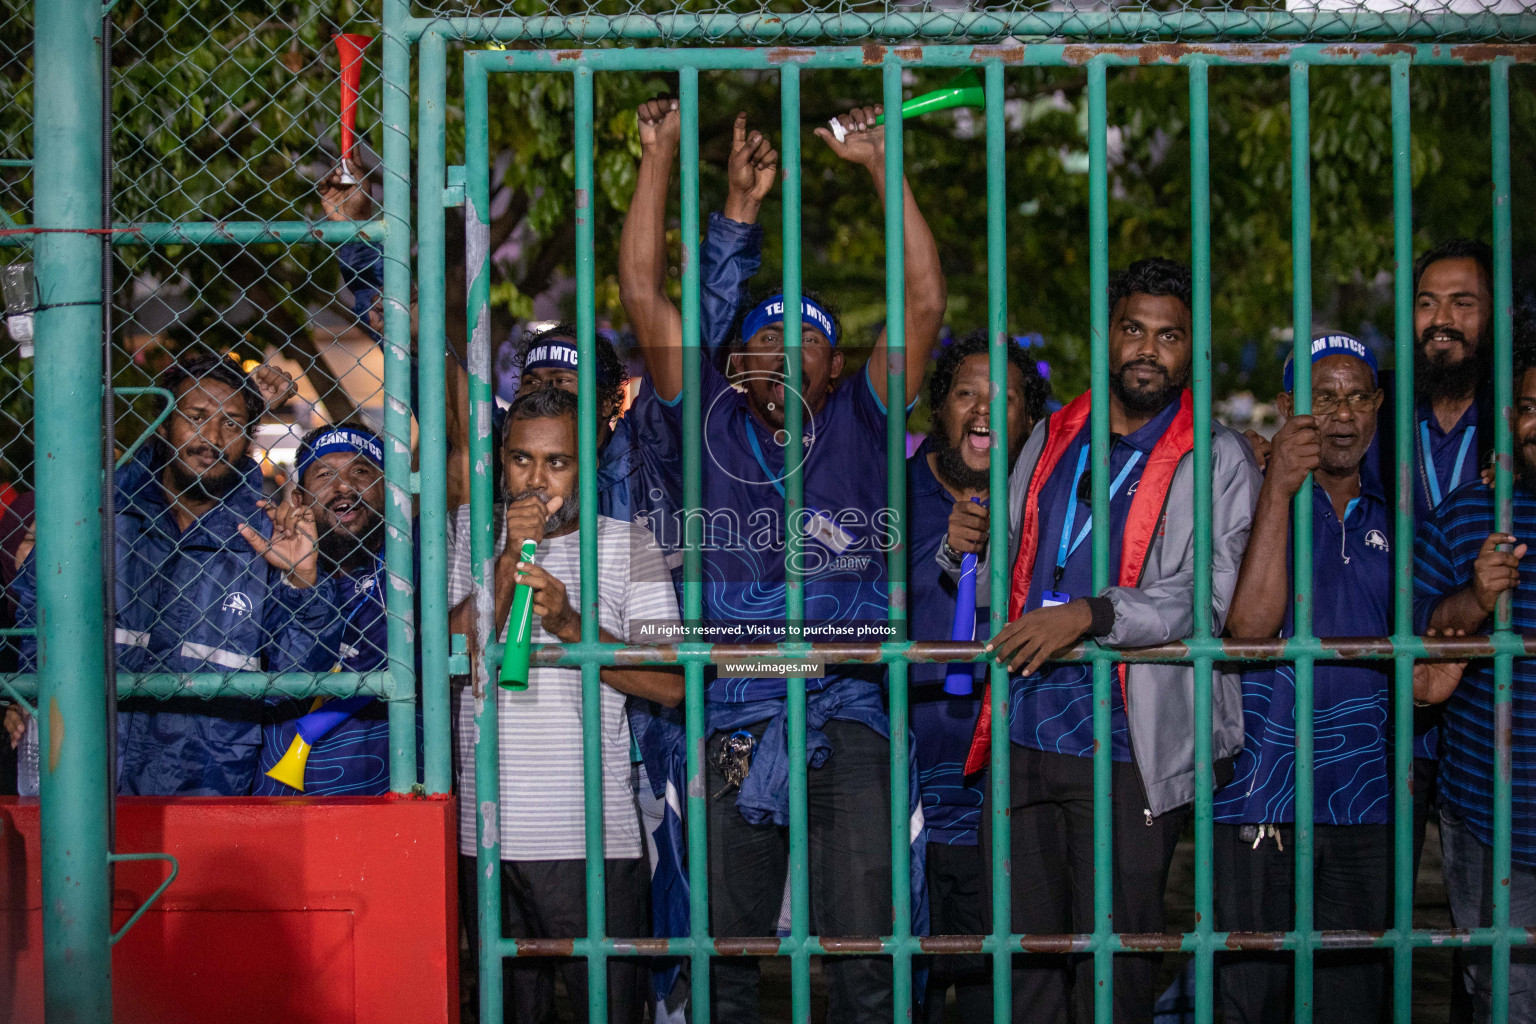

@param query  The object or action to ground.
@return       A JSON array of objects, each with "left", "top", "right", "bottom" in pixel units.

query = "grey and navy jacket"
[{"left": 938, "top": 390, "right": 1261, "bottom": 817}]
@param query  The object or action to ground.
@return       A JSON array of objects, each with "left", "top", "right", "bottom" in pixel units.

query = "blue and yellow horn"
[{"left": 264, "top": 693, "right": 374, "bottom": 792}]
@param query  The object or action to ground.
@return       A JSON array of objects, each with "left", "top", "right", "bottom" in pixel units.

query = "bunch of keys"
[{"left": 712, "top": 729, "right": 757, "bottom": 799}]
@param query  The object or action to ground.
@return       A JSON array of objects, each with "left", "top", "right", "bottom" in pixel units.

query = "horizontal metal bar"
[
  {"left": 413, "top": 12, "right": 1536, "bottom": 44},
  {"left": 463, "top": 42, "right": 1536, "bottom": 75},
  {"left": 498, "top": 925, "right": 1536, "bottom": 960},
  {"left": 0, "top": 220, "right": 387, "bottom": 248},
  {"left": 489, "top": 634, "right": 1535, "bottom": 668},
  {"left": 0, "top": 159, "right": 32, "bottom": 167},
  {"left": 1, "top": 671, "right": 398, "bottom": 700}
]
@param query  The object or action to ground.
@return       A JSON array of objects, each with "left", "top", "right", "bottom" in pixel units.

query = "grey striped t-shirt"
[{"left": 448, "top": 505, "right": 680, "bottom": 861}]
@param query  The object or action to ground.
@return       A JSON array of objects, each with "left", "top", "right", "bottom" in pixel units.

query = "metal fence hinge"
[
  {"left": 449, "top": 633, "right": 469, "bottom": 676},
  {"left": 112, "top": 386, "right": 175, "bottom": 470},
  {"left": 444, "top": 166, "right": 466, "bottom": 208},
  {"left": 108, "top": 851, "right": 180, "bottom": 944},
  {"left": 409, "top": 470, "right": 422, "bottom": 494}
]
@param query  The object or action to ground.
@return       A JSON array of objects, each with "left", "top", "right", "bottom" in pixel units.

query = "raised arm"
[
  {"left": 813, "top": 105, "right": 947, "bottom": 407},
  {"left": 1225, "top": 415, "right": 1317, "bottom": 638},
  {"left": 618, "top": 99, "right": 685, "bottom": 401},
  {"left": 700, "top": 114, "right": 777, "bottom": 355}
]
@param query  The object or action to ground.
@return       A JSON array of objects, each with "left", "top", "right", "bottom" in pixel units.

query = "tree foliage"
[{"left": 0, "top": 0, "right": 1531, "bottom": 473}]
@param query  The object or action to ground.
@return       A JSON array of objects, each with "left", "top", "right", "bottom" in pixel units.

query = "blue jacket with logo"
[{"left": 14, "top": 447, "right": 340, "bottom": 795}]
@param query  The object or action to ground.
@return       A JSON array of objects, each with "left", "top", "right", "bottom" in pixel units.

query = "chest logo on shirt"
[
  {"left": 1365, "top": 530, "right": 1389, "bottom": 553},
  {"left": 221, "top": 591, "right": 253, "bottom": 617}
]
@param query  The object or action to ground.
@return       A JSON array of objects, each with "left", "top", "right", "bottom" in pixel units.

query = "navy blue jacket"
[{"left": 15, "top": 447, "right": 339, "bottom": 795}]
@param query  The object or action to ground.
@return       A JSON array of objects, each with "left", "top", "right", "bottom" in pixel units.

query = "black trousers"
[
  {"left": 459, "top": 855, "right": 650, "bottom": 1024},
  {"left": 1416, "top": 756, "right": 1476, "bottom": 1024},
  {"left": 1213, "top": 822, "right": 1391, "bottom": 1024},
  {"left": 979, "top": 744, "right": 1188, "bottom": 1024},
  {"left": 1412, "top": 755, "right": 1440, "bottom": 886},
  {"left": 707, "top": 718, "right": 893, "bottom": 1024},
  {"left": 921, "top": 841, "right": 993, "bottom": 1024}
]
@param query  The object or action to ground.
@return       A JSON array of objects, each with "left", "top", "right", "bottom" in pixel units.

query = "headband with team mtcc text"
[
  {"left": 740, "top": 295, "right": 839, "bottom": 347},
  {"left": 296, "top": 426, "right": 383, "bottom": 483}
]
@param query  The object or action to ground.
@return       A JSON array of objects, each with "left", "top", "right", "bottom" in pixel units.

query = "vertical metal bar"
[
  {"left": 1488, "top": 57, "right": 1515, "bottom": 1024},
  {"left": 1086, "top": 56, "right": 1115, "bottom": 1024},
  {"left": 380, "top": 0, "right": 418, "bottom": 792},
  {"left": 677, "top": 62, "right": 712, "bottom": 1022},
  {"left": 882, "top": 56, "right": 913, "bottom": 1022},
  {"left": 984, "top": 57, "right": 1014, "bottom": 1024},
  {"left": 416, "top": 29, "right": 451, "bottom": 795},
  {"left": 779, "top": 62, "right": 811, "bottom": 1024},
  {"left": 572, "top": 65, "right": 609, "bottom": 1024},
  {"left": 1288, "top": 60, "right": 1316, "bottom": 1024},
  {"left": 34, "top": 0, "right": 111, "bottom": 1017},
  {"left": 99, "top": 1, "right": 118, "bottom": 852},
  {"left": 464, "top": 55, "right": 503, "bottom": 1024},
  {"left": 1187, "top": 56, "right": 1217, "bottom": 1024},
  {"left": 1389, "top": 56, "right": 1416, "bottom": 1024}
]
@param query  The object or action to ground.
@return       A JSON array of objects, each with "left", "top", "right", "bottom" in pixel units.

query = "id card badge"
[
  {"left": 1040, "top": 590, "right": 1071, "bottom": 609},
  {"left": 805, "top": 510, "right": 855, "bottom": 555}
]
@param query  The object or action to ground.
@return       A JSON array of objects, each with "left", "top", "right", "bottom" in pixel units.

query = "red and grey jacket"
[{"left": 940, "top": 389, "right": 1262, "bottom": 815}]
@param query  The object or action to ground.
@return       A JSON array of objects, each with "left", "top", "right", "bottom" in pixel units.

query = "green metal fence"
[
  {"left": 8, "top": 1, "right": 1536, "bottom": 1022},
  {"left": 454, "top": 36, "right": 1535, "bottom": 1024}
]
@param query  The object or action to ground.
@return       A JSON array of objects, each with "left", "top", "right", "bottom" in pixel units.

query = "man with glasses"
[{"left": 1215, "top": 333, "right": 1394, "bottom": 1024}]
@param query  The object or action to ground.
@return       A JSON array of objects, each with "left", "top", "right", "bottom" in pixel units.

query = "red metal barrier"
[{"left": 0, "top": 795, "right": 459, "bottom": 1024}]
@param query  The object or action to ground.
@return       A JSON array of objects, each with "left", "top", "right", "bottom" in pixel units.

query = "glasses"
[{"left": 1310, "top": 392, "right": 1377, "bottom": 416}]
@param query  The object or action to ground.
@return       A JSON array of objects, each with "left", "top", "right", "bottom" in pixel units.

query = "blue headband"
[
  {"left": 522, "top": 336, "right": 619, "bottom": 387},
  {"left": 297, "top": 427, "right": 384, "bottom": 483},
  {"left": 740, "top": 296, "right": 839, "bottom": 347},
  {"left": 1282, "top": 332, "right": 1379, "bottom": 392}
]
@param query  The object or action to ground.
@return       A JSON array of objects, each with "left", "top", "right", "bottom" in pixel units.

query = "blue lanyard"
[
  {"left": 1055, "top": 444, "right": 1142, "bottom": 582},
  {"left": 1420, "top": 418, "right": 1476, "bottom": 509},
  {"left": 744, "top": 411, "right": 787, "bottom": 499}
]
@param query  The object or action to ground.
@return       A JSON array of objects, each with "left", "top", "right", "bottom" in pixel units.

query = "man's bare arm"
[
  {"left": 814, "top": 105, "right": 947, "bottom": 407},
  {"left": 617, "top": 99, "right": 685, "bottom": 401},
  {"left": 595, "top": 627, "right": 684, "bottom": 706}
]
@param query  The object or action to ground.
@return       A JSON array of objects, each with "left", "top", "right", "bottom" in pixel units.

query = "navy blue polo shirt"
[
  {"left": 1410, "top": 401, "right": 1483, "bottom": 759},
  {"left": 907, "top": 442, "right": 986, "bottom": 846},
  {"left": 634, "top": 352, "right": 893, "bottom": 716},
  {"left": 1414, "top": 400, "right": 1482, "bottom": 526},
  {"left": 1010, "top": 399, "right": 1181, "bottom": 762},
  {"left": 1414, "top": 484, "right": 1536, "bottom": 866},
  {"left": 1214, "top": 479, "right": 1394, "bottom": 825}
]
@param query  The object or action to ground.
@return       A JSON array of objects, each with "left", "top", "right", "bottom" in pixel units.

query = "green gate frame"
[
  {"left": 16, "top": 0, "right": 1536, "bottom": 1020},
  {"left": 452, "top": 36, "right": 1535, "bottom": 1024}
]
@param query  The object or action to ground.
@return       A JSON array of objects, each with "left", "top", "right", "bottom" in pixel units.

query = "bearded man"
[
  {"left": 941, "top": 258, "right": 1261, "bottom": 1024},
  {"left": 255, "top": 424, "right": 391, "bottom": 795}
]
